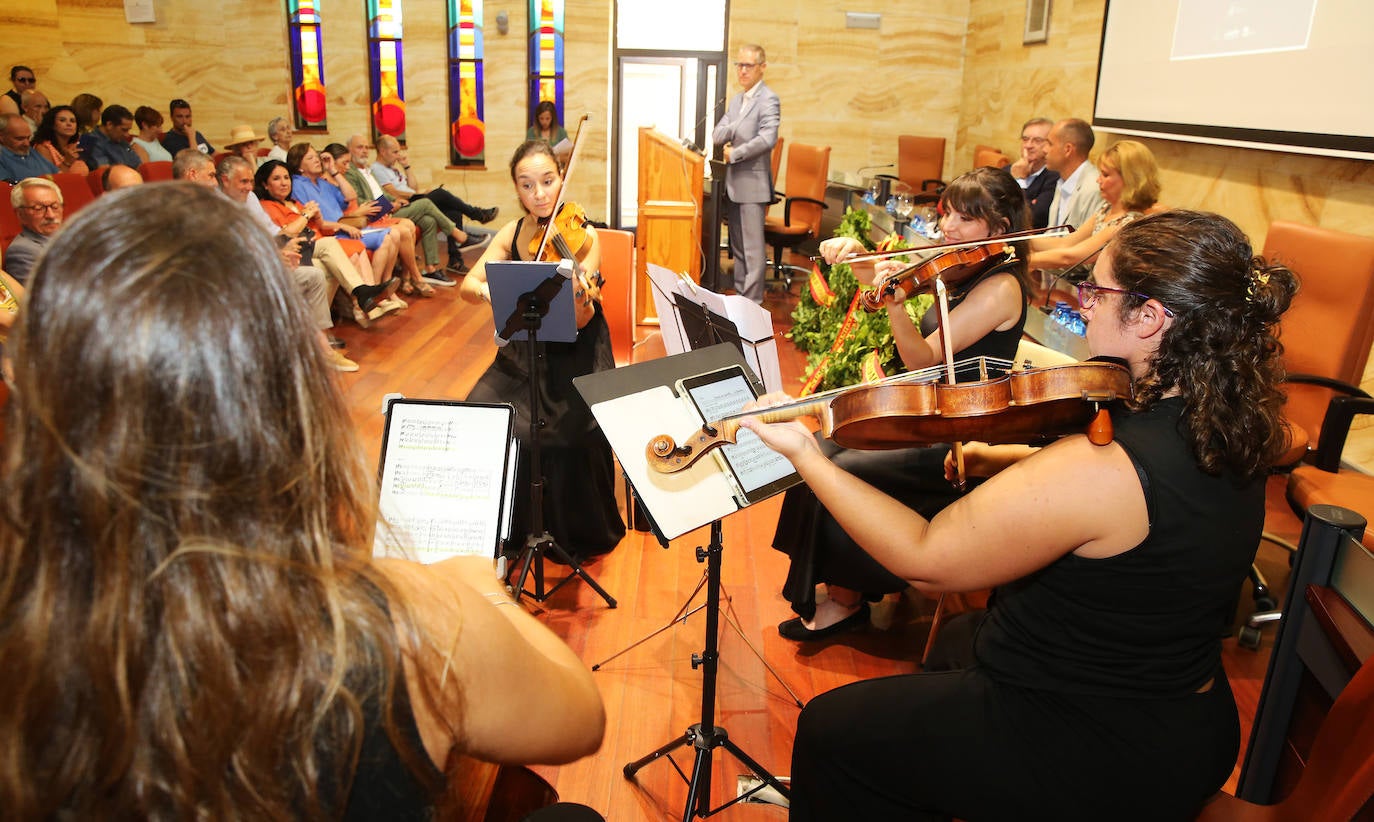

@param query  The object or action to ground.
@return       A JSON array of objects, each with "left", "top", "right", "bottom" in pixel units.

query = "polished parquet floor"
[{"left": 334, "top": 270, "right": 1301, "bottom": 820}]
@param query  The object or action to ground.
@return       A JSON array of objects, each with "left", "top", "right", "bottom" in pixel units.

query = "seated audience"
[
  {"left": 345, "top": 135, "right": 477, "bottom": 287},
  {"left": 0, "top": 183, "right": 604, "bottom": 817},
  {"left": 79, "top": 105, "right": 142, "bottom": 169},
  {"left": 160, "top": 98, "right": 213, "bottom": 156},
  {"left": 371, "top": 134, "right": 498, "bottom": 281},
  {"left": 746, "top": 210, "right": 1298, "bottom": 820},
  {"left": 266, "top": 116, "right": 293, "bottom": 163},
  {"left": 5, "top": 177, "right": 64, "bottom": 284},
  {"left": 1005, "top": 116, "right": 1058, "bottom": 229},
  {"left": 1043, "top": 117, "right": 1105, "bottom": 231},
  {"left": 131, "top": 105, "right": 173, "bottom": 163},
  {"left": 526, "top": 100, "right": 572, "bottom": 165},
  {"left": 70, "top": 93, "right": 102, "bottom": 135},
  {"left": 19, "top": 89, "right": 49, "bottom": 133},
  {"left": 0, "top": 114, "right": 58, "bottom": 181},
  {"left": 287, "top": 142, "right": 424, "bottom": 298},
  {"left": 214, "top": 154, "right": 357, "bottom": 372},
  {"left": 101, "top": 164, "right": 143, "bottom": 192},
  {"left": 171, "top": 148, "right": 217, "bottom": 187},
  {"left": 1, "top": 65, "right": 34, "bottom": 114},
  {"left": 223, "top": 124, "right": 264, "bottom": 166},
  {"left": 1029, "top": 139, "right": 1162, "bottom": 275},
  {"left": 254, "top": 158, "right": 401, "bottom": 327},
  {"left": 0, "top": 266, "right": 23, "bottom": 344},
  {"left": 32, "top": 106, "right": 89, "bottom": 174}
]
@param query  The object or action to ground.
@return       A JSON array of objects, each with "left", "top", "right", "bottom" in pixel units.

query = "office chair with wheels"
[
  {"left": 762, "top": 142, "right": 829, "bottom": 292},
  {"left": 1239, "top": 221, "right": 1374, "bottom": 648}
]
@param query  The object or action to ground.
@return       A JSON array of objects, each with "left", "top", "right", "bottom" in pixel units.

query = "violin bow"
[
  {"left": 534, "top": 112, "right": 591, "bottom": 262},
  {"left": 813, "top": 225, "right": 1071, "bottom": 265}
]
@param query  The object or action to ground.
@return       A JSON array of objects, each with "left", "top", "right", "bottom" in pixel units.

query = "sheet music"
[
  {"left": 645, "top": 263, "right": 783, "bottom": 393},
  {"left": 374, "top": 402, "right": 514, "bottom": 563}
]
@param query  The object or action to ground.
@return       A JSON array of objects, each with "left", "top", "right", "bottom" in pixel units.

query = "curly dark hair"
[{"left": 1104, "top": 209, "right": 1298, "bottom": 480}]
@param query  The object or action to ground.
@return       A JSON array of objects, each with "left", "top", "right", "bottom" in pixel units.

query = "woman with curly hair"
[
  {"left": 745, "top": 209, "right": 1297, "bottom": 821},
  {"left": 0, "top": 184, "right": 604, "bottom": 819}
]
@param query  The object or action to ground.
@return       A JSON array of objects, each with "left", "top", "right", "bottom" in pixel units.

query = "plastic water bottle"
[
  {"left": 1052, "top": 301, "right": 1070, "bottom": 327},
  {"left": 1068, "top": 310, "right": 1086, "bottom": 336}
]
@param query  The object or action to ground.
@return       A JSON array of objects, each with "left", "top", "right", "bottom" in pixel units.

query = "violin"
[
  {"left": 645, "top": 357, "right": 1133, "bottom": 474},
  {"left": 861, "top": 242, "right": 1010, "bottom": 311},
  {"left": 529, "top": 201, "right": 601, "bottom": 304},
  {"left": 530, "top": 114, "right": 602, "bottom": 306}
]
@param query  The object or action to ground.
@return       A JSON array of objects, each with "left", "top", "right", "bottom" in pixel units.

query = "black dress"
[
  {"left": 466, "top": 220, "right": 625, "bottom": 560},
  {"left": 772, "top": 261, "right": 1028, "bottom": 620}
]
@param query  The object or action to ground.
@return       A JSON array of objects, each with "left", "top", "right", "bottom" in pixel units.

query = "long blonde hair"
[{"left": 0, "top": 184, "right": 434, "bottom": 818}]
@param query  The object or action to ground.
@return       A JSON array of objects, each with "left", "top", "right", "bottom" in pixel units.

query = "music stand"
[
  {"left": 574, "top": 344, "right": 794, "bottom": 819},
  {"left": 485, "top": 260, "right": 616, "bottom": 608}
]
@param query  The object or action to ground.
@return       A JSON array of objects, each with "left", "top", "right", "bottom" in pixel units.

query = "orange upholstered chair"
[
  {"left": 50, "top": 172, "right": 96, "bottom": 216},
  {"left": 1240, "top": 222, "right": 1374, "bottom": 644},
  {"left": 877, "top": 135, "right": 945, "bottom": 205},
  {"left": 1194, "top": 651, "right": 1374, "bottom": 820},
  {"left": 139, "top": 161, "right": 173, "bottom": 182},
  {"left": 973, "top": 143, "right": 1011, "bottom": 169},
  {"left": 762, "top": 142, "right": 830, "bottom": 291},
  {"left": 595, "top": 228, "right": 636, "bottom": 365},
  {"left": 1265, "top": 221, "right": 1374, "bottom": 465},
  {"left": 0, "top": 181, "right": 20, "bottom": 250}
]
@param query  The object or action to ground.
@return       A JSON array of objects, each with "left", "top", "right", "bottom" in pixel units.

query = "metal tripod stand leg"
[
  {"left": 590, "top": 568, "right": 800, "bottom": 706},
  {"left": 622, "top": 520, "right": 791, "bottom": 818},
  {"left": 506, "top": 299, "right": 616, "bottom": 609}
]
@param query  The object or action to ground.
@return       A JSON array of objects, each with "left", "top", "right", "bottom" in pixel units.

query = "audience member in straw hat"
[{"left": 224, "top": 124, "right": 265, "bottom": 167}]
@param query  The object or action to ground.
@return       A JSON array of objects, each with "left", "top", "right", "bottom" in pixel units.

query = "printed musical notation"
[{"left": 373, "top": 402, "right": 516, "bottom": 564}]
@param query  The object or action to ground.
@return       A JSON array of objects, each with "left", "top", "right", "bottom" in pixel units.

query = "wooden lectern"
[{"left": 635, "top": 127, "right": 706, "bottom": 325}]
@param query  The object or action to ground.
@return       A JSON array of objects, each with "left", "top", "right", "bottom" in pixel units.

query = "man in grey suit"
[
  {"left": 712, "top": 43, "right": 780, "bottom": 305},
  {"left": 1044, "top": 118, "right": 1105, "bottom": 231}
]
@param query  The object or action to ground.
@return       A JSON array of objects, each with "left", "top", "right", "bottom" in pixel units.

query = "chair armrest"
[
  {"left": 782, "top": 195, "right": 828, "bottom": 224},
  {"left": 1287, "top": 372, "right": 1373, "bottom": 400},
  {"left": 1312, "top": 395, "right": 1374, "bottom": 472},
  {"left": 920, "top": 178, "right": 945, "bottom": 193}
]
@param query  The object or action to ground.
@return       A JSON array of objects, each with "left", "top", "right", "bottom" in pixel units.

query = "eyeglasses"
[
  {"left": 733, "top": 62, "right": 760, "bottom": 70},
  {"left": 1020, "top": 136, "right": 1047, "bottom": 144},
  {"left": 19, "top": 202, "right": 63, "bottom": 215},
  {"left": 1077, "top": 280, "right": 1174, "bottom": 317},
  {"left": 14, "top": 77, "right": 35, "bottom": 85}
]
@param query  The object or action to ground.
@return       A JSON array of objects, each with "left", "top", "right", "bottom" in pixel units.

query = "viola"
[
  {"left": 860, "top": 242, "right": 1010, "bottom": 311},
  {"left": 645, "top": 357, "right": 1133, "bottom": 475}
]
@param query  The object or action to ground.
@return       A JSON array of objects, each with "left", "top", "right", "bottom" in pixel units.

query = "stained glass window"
[
  {"left": 287, "top": 0, "right": 328, "bottom": 129},
  {"left": 366, "top": 0, "right": 407, "bottom": 144},
  {"left": 528, "top": 0, "right": 564, "bottom": 133},
  {"left": 447, "top": 0, "right": 485, "bottom": 166}
]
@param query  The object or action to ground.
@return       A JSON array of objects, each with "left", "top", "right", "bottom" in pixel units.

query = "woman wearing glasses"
[
  {"left": 771, "top": 166, "right": 1032, "bottom": 642},
  {"left": 747, "top": 210, "right": 1297, "bottom": 820}
]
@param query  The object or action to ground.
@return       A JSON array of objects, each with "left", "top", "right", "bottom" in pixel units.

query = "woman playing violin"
[
  {"left": 747, "top": 210, "right": 1297, "bottom": 821},
  {"left": 460, "top": 140, "right": 625, "bottom": 562},
  {"left": 771, "top": 166, "right": 1031, "bottom": 641}
]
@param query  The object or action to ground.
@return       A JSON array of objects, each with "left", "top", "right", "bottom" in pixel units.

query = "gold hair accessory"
[{"left": 1246, "top": 268, "right": 1270, "bottom": 302}]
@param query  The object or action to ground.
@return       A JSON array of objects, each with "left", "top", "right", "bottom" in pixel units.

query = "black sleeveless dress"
[
  {"left": 772, "top": 261, "right": 1028, "bottom": 620},
  {"left": 465, "top": 219, "right": 625, "bottom": 560}
]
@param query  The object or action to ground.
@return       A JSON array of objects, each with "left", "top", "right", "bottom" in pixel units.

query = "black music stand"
[
  {"left": 574, "top": 344, "right": 793, "bottom": 820},
  {"left": 486, "top": 260, "right": 616, "bottom": 609}
]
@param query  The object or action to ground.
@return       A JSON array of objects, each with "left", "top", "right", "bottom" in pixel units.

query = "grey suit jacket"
[
  {"left": 1048, "top": 161, "right": 1105, "bottom": 230},
  {"left": 711, "top": 81, "right": 780, "bottom": 204}
]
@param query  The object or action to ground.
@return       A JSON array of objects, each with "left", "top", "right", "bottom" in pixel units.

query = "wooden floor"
[{"left": 334, "top": 271, "right": 1302, "bottom": 819}]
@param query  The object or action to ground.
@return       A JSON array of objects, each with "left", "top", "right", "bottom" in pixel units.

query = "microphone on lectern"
[
  {"left": 680, "top": 97, "right": 730, "bottom": 155},
  {"left": 856, "top": 163, "right": 896, "bottom": 177}
]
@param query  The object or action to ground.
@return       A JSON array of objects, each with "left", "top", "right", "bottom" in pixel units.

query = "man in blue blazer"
[{"left": 712, "top": 44, "right": 780, "bottom": 305}]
